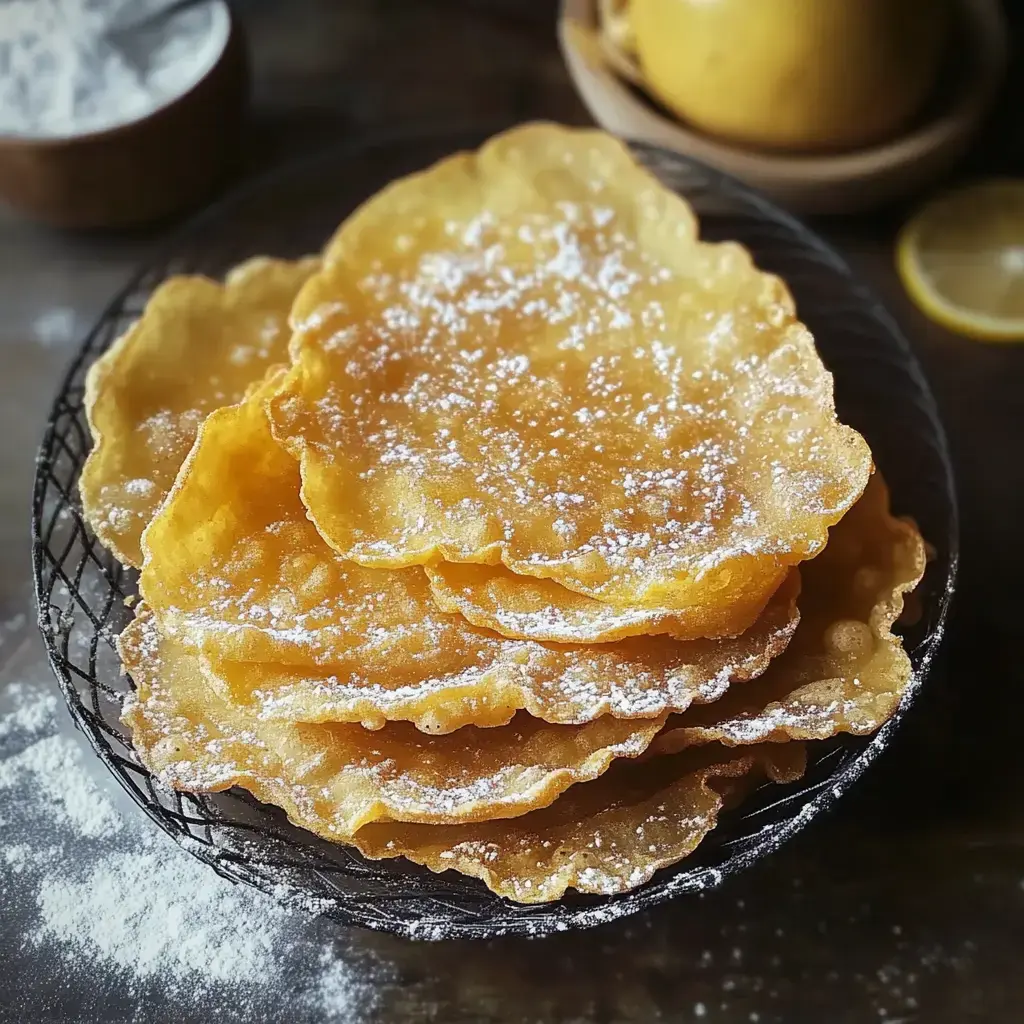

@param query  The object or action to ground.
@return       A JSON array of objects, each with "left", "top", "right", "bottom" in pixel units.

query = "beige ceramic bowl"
[
  {"left": 559, "top": 0, "right": 1008, "bottom": 214},
  {"left": 0, "top": 5, "right": 248, "bottom": 229}
]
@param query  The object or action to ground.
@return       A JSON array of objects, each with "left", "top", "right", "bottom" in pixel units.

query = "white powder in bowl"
[{"left": 0, "top": 0, "right": 231, "bottom": 139}]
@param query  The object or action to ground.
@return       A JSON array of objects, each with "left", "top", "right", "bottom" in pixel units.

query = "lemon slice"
[{"left": 897, "top": 180, "right": 1024, "bottom": 342}]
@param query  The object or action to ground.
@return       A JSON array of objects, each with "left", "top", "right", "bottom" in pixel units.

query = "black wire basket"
[{"left": 31, "top": 132, "right": 957, "bottom": 940}]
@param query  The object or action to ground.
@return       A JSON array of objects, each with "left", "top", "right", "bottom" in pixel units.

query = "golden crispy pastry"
[
  {"left": 200, "top": 570, "right": 793, "bottom": 734},
  {"left": 121, "top": 609, "right": 667, "bottom": 831},
  {"left": 352, "top": 742, "right": 806, "bottom": 903},
  {"left": 424, "top": 561, "right": 775, "bottom": 644},
  {"left": 140, "top": 379, "right": 801, "bottom": 734},
  {"left": 652, "top": 472, "right": 927, "bottom": 753},
  {"left": 269, "top": 123, "right": 870, "bottom": 639},
  {"left": 80, "top": 256, "right": 320, "bottom": 566},
  {"left": 93, "top": 125, "right": 925, "bottom": 910},
  {"left": 122, "top": 608, "right": 804, "bottom": 901}
]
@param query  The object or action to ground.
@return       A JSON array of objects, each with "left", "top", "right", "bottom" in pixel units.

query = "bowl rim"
[
  {"left": 30, "top": 126, "right": 960, "bottom": 940},
  {"left": 0, "top": 0, "right": 235, "bottom": 150},
  {"left": 559, "top": 0, "right": 1008, "bottom": 183}
]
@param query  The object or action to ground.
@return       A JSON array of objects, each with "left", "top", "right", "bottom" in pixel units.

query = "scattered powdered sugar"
[
  {"left": 34, "top": 846, "right": 289, "bottom": 990},
  {"left": 278, "top": 186, "right": 866, "bottom": 613},
  {"left": 0, "top": 680, "right": 56, "bottom": 739},
  {"left": 32, "top": 305, "right": 80, "bottom": 348},
  {"left": 4, "top": 841, "right": 38, "bottom": 873},
  {"left": 0, "top": 676, "right": 388, "bottom": 1021},
  {"left": 0, "top": 730, "right": 123, "bottom": 838},
  {"left": 315, "top": 946, "right": 373, "bottom": 1013}
]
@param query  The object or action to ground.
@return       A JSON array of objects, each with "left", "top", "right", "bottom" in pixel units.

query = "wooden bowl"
[
  {"left": 0, "top": 7, "right": 249, "bottom": 230},
  {"left": 559, "top": 0, "right": 1008, "bottom": 215}
]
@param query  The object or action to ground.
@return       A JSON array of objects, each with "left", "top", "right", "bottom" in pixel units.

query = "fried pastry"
[
  {"left": 141, "top": 378, "right": 800, "bottom": 734},
  {"left": 269, "top": 123, "right": 870, "bottom": 639},
  {"left": 121, "top": 610, "right": 805, "bottom": 901},
  {"left": 121, "top": 609, "right": 667, "bottom": 831},
  {"left": 424, "top": 561, "right": 775, "bottom": 644},
  {"left": 199, "top": 571, "right": 794, "bottom": 734},
  {"left": 652, "top": 473, "right": 927, "bottom": 754},
  {"left": 352, "top": 742, "right": 806, "bottom": 903},
  {"left": 77, "top": 123, "right": 929, "bottom": 911},
  {"left": 80, "top": 256, "right": 319, "bottom": 566}
]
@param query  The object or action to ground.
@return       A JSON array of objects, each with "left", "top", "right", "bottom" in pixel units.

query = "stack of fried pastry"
[{"left": 81, "top": 124, "right": 926, "bottom": 904}]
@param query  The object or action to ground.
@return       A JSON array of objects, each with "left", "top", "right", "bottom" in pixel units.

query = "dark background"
[{"left": 2, "top": 1, "right": 1024, "bottom": 1020}]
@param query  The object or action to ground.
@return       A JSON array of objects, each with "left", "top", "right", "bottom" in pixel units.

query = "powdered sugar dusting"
[
  {"left": 142, "top": 389, "right": 799, "bottom": 733},
  {"left": 0, "top": 731, "right": 123, "bottom": 837},
  {"left": 34, "top": 846, "right": 287, "bottom": 989},
  {"left": 358, "top": 751, "right": 752, "bottom": 904},
  {"left": 0, "top": 680, "right": 56, "bottom": 739},
  {"left": 123, "top": 613, "right": 667, "bottom": 830},
  {"left": 1, "top": 676, "right": 387, "bottom": 1020},
  {"left": 222, "top": 582, "right": 797, "bottom": 732},
  {"left": 276, "top": 148, "right": 870, "bottom": 618}
]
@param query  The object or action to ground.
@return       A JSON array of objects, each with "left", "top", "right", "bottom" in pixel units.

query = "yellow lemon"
[
  {"left": 897, "top": 180, "right": 1024, "bottom": 342},
  {"left": 630, "top": 0, "right": 949, "bottom": 152},
  {"left": 599, "top": 0, "right": 636, "bottom": 55}
]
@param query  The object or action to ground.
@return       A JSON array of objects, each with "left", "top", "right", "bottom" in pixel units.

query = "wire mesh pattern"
[{"left": 31, "top": 133, "right": 957, "bottom": 940}]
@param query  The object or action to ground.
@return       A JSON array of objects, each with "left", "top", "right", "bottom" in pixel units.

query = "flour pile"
[
  {"left": 0, "top": 0, "right": 229, "bottom": 138},
  {"left": 0, "top": 668, "right": 386, "bottom": 1022}
]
